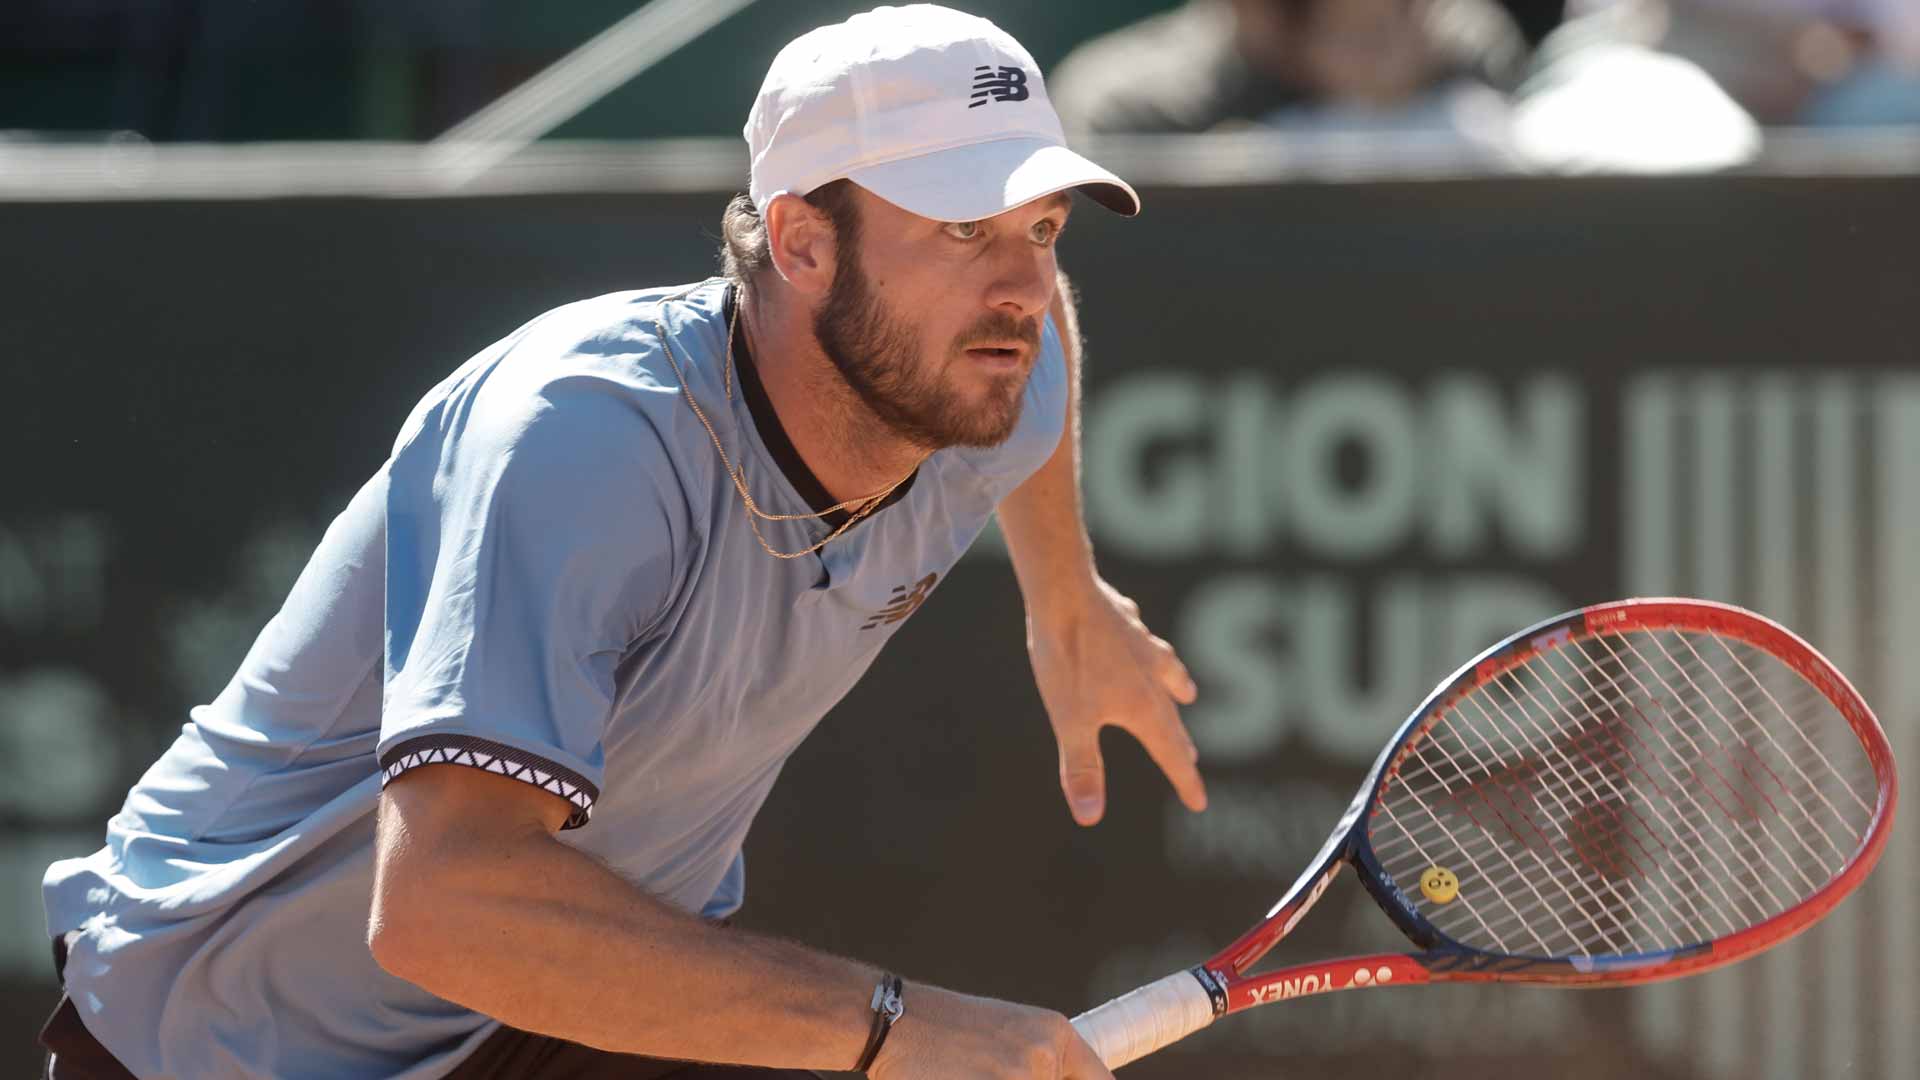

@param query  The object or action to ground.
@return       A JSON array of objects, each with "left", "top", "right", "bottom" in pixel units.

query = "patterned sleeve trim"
[{"left": 378, "top": 733, "right": 599, "bottom": 830}]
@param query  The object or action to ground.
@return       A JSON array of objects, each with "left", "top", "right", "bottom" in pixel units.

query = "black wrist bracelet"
[{"left": 855, "top": 973, "right": 903, "bottom": 1073}]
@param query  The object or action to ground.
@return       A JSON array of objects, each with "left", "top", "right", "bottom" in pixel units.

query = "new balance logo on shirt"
[
  {"left": 969, "top": 66, "right": 1029, "bottom": 107},
  {"left": 861, "top": 573, "right": 939, "bottom": 630}
]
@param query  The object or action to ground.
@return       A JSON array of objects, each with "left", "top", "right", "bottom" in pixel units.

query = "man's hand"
[
  {"left": 870, "top": 983, "right": 1114, "bottom": 1079},
  {"left": 1027, "top": 577, "right": 1208, "bottom": 826},
  {"left": 996, "top": 269, "right": 1205, "bottom": 827}
]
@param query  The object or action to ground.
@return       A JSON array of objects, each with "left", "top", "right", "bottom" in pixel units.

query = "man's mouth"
[
  {"left": 967, "top": 349, "right": 1029, "bottom": 374},
  {"left": 963, "top": 343, "right": 1028, "bottom": 366}
]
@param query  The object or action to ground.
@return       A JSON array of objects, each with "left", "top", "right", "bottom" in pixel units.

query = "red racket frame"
[{"left": 1192, "top": 598, "right": 1899, "bottom": 1017}]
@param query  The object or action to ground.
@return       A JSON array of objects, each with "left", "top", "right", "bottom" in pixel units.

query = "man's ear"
[{"left": 765, "top": 193, "right": 837, "bottom": 299}]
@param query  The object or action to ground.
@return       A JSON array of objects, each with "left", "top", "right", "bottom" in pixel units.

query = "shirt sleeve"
[{"left": 378, "top": 372, "right": 690, "bottom": 829}]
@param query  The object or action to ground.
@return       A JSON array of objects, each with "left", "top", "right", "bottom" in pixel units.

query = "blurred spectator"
[
  {"left": 1658, "top": 0, "right": 1920, "bottom": 125},
  {"left": 1050, "top": 0, "right": 1533, "bottom": 135},
  {"left": 1507, "top": 0, "right": 1761, "bottom": 171},
  {"left": 1051, "top": 0, "right": 1762, "bottom": 173}
]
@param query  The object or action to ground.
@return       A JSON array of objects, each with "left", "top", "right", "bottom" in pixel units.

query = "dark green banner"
[{"left": 2, "top": 177, "right": 1915, "bottom": 1077}]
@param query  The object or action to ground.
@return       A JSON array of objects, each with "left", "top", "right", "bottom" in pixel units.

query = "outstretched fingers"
[
  {"left": 1130, "top": 700, "right": 1207, "bottom": 813},
  {"left": 1056, "top": 724, "right": 1108, "bottom": 826},
  {"left": 1150, "top": 633, "right": 1198, "bottom": 705}
]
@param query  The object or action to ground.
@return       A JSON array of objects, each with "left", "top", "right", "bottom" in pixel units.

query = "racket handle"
[{"left": 1070, "top": 968, "right": 1218, "bottom": 1069}]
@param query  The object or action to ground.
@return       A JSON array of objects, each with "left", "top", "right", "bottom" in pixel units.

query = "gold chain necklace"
[{"left": 652, "top": 287, "right": 924, "bottom": 560}]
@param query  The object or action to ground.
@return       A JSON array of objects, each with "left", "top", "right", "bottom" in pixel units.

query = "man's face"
[{"left": 812, "top": 186, "right": 1069, "bottom": 451}]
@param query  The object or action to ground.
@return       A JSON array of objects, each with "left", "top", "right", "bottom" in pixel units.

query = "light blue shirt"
[{"left": 43, "top": 278, "right": 1067, "bottom": 1079}]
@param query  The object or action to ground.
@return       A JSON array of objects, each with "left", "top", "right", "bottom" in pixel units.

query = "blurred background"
[{"left": 3, "top": 1, "right": 1916, "bottom": 1076}]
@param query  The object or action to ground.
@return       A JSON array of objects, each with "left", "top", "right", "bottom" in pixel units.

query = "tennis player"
[{"left": 39, "top": 6, "right": 1206, "bottom": 1078}]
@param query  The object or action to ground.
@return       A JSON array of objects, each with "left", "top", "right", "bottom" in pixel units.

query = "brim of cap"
[{"left": 844, "top": 137, "right": 1140, "bottom": 223}]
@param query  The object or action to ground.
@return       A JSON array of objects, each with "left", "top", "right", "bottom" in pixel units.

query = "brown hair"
[{"left": 719, "top": 179, "right": 863, "bottom": 284}]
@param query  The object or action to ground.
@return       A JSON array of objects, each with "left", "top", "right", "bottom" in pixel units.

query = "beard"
[{"left": 812, "top": 246, "right": 1039, "bottom": 451}]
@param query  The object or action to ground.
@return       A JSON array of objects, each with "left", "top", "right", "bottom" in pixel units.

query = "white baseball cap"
[{"left": 745, "top": 4, "right": 1140, "bottom": 223}]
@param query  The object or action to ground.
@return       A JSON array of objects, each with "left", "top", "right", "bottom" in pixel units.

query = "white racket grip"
[{"left": 1070, "top": 969, "right": 1218, "bottom": 1070}]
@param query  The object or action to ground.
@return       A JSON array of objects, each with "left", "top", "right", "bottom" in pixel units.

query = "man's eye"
[
  {"left": 943, "top": 220, "right": 982, "bottom": 240},
  {"left": 1030, "top": 219, "right": 1060, "bottom": 245}
]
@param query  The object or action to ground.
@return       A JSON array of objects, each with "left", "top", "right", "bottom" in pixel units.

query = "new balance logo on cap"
[{"left": 969, "top": 65, "right": 1029, "bottom": 107}]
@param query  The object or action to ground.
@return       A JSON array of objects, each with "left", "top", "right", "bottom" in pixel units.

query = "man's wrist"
[
  {"left": 855, "top": 973, "right": 904, "bottom": 1073},
  {"left": 1021, "top": 567, "right": 1104, "bottom": 633}
]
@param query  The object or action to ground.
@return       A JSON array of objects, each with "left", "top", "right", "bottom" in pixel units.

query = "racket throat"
[{"left": 1222, "top": 859, "right": 1348, "bottom": 974}]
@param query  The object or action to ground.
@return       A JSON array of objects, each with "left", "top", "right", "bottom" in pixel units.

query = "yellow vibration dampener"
[{"left": 1420, "top": 866, "right": 1460, "bottom": 904}]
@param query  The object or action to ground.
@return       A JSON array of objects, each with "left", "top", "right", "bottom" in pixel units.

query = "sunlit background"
[{"left": 4, "top": 1, "right": 1917, "bottom": 1076}]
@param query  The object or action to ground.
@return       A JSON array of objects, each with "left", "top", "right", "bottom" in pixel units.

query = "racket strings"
[
  {"left": 1437, "top": 685, "right": 1691, "bottom": 952},
  {"left": 1436, "top": 634, "right": 1855, "bottom": 951},
  {"left": 1366, "top": 626, "right": 1878, "bottom": 961},
  {"left": 1497, "top": 641, "right": 1828, "bottom": 898},
  {"left": 1389, "top": 688, "right": 1699, "bottom": 956},
  {"left": 1385, "top": 678, "right": 1777, "bottom": 953},
  {"left": 1584, "top": 634, "right": 1867, "bottom": 904},
  {"left": 1470, "top": 631, "right": 1864, "bottom": 948},
  {"left": 1379, "top": 677, "right": 1855, "bottom": 877},
  {"left": 1655, "top": 630, "right": 1872, "bottom": 821},
  {"left": 1605, "top": 634, "right": 1861, "bottom": 878}
]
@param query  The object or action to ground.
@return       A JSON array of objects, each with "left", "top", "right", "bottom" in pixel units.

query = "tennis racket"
[{"left": 1071, "top": 597, "right": 1898, "bottom": 1069}]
